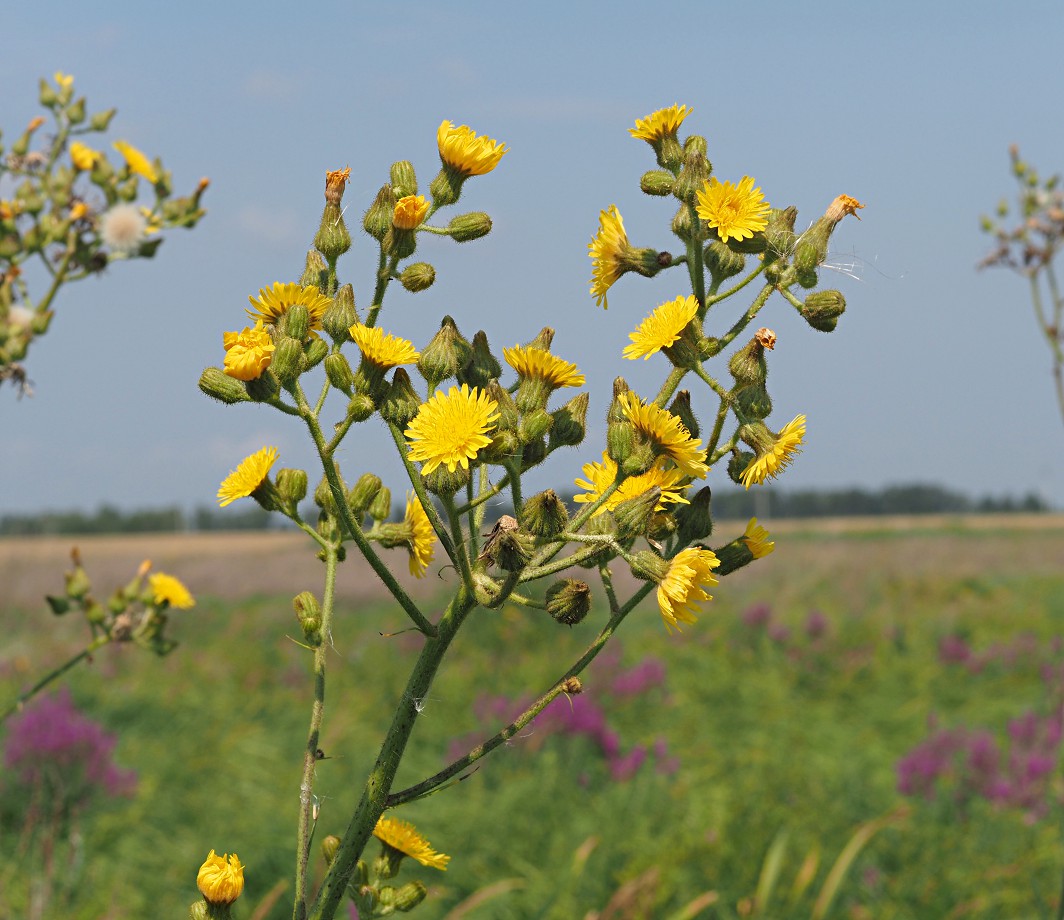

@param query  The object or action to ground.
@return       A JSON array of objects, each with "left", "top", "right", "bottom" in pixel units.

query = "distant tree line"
[{"left": 0, "top": 484, "right": 1050, "bottom": 537}]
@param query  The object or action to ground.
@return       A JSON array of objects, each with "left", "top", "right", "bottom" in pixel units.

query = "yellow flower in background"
[
  {"left": 574, "top": 452, "right": 690, "bottom": 515},
  {"left": 619, "top": 392, "right": 709, "bottom": 479},
  {"left": 695, "top": 175, "right": 770, "bottom": 243},
  {"left": 588, "top": 205, "right": 628, "bottom": 309},
  {"left": 405, "top": 494, "right": 437, "bottom": 578},
  {"left": 69, "top": 141, "right": 99, "bottom": 171},
  {"left": 247, "top": 282, "right": 331, "bottom": 330},
  {"left": 656, "top": 547, "right": 720, "bottom": 632},
  {"left": 740, "top": 415, "right": 806, "bottom": 489},
  {"left": 373, "top": 816, "right": 450, "bottom": 870},
  {"left": 742, "top": 517, "right": 775, "bottom": 559},
  {"left": 54, "top": 72, "right": 74, "bottom": 90},
  {"left": 68, "top": 202, "right": 90, "bottom": 221},
  {"left": 629, "top": 104, "right": 691, "bottom": 142},
  {"left": 196, "top": 850, "right": 244, "bottom": 905},
  {"left": 112, "top": 140, "right": 158, "bottom": 184},
  {"left": 503, "top": 344, "right": 585, "bottom": 390},
  {"left": 437, "top": 120, "right": 508, "bottom": 176},
  {"left": 349, "top": 323, "right": 419, "bottom": 370},
  {"left": 217, "top": 446, "right": 278, "bottom": 507},
  {"left": 393, "top": 194, "right": 430, "bottom": 230},
  {"left": 223, "top": 322, "right": 275, "bottom": 381},
  {"left": 624, "top": 295, "right": 699, "bottom": 361},
  {"left": 148, "top": 572, "right": 195, "bottom": 609},
  {"left": 405, "top": 385, "right": 499, "bottom": 475}
]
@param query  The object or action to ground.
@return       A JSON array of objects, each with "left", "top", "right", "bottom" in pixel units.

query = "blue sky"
[{"left": 3, "top": 0, "right": 1063, "bottom": 514}]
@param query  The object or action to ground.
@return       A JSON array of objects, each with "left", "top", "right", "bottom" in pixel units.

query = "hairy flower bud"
[
  {"left": 300, "top": 249, "right": 328, "bottom": 291},
  {"left": 315, "top": 170, "right": 352, "bottom": 260},
  {"left": 390, "top": 160, "right": 418, "bottom": 198},
  {"left": 641, "top": 170, "right": 675, "bottom": 197},
  {"left": 727, "top": 449, "right": 757, "bottom": 486},
  {"left": 519, "top": 407, "right": 553, "bottom": 443},
  {"left": 704, "top": 240, "right": 747, "bottom": 282},
  {"left": 323, "top": 283, "right": 359, "bottom": 342},
  {"left": 379, "top": 368, "right": 422, "bottom": 428},
  {"left": 676, "top": 486, "right": 713, "bottom": 544},
  {"left": 672, "top": 146, "right": 711, "bottom": 206},
  {"left": 418, "top": 316, "right": 472, "bottom": 392},
  {"left": 276, "top": 468, "right": 308, "bottom": 505},
  {"left": 548, "top": 391, "right": 589, "bottom": 451},
  {"left": 272, "top": 336, "right": 303, "bottom": 385},
  {"left": 325, "top": 353, "right": 354, "bottom": 395},
  {"left": 363, "top": 184, "right": 396, "bottom": 242},
  {"left": 422, "top": 463, "right": 469, "bottom": 496},
  {"left": 303, "top": 336, "right": 328, "bottom": 370},
  {"left": 448, "top": 212, "right": 492, "bottom": 242},
  {"left": 399, "top": 261, "right": 436, "bottom": 293},
  {"left": 728, "top": 336, "right": 769, "bottom": 388},
  {"left": 293, "top": 590, "right": 322, "bottom": 643},
  {"left": 346, "top": 392, "right": 376, "bottom": 423},
  {"left": 668, "top": 390, "right": 699, "bottom": 439},
  {"left": 521, "top": 489, "right": 570, "bottom": 541},
  {"left": 546, "top": 579, "right": 592, "bottom": 626},
  {"left": 198, "top": 366, "right": 252, "bottom": 404},
  {"left": 458, "top": 330, "right": 501, "bottom": 389},
  {"left": 368, "top": 485, "right": 392, "bottom": 523},
  {"left": 282, "top": 304, "right": 310, "bottom": 341},
  {"left": 613, "top": 486, "right": 661, "bottom": 542},
  {"left": 321, "top": 836, "right": 341, "bottom": 866},
  {"left": 244, "top": 369, "right": 281, "bottom": 402},
  {"left": 735, "top": 384, "right": 773, "bottom": 420},
  {"left": 801, "top": 290, "right": 847, "bottom": 332},
  {"left": 348, "top": 473, "right": 383, "bottom": 520}
]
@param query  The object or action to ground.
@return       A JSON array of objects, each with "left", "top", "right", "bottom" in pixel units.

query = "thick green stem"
[
  {"left": 654, "top": 366, "right": 689, "bottom": 407},
  {"left": 685, "top": 204, "right": 706, "bottom": 308},
  {"left": 717, "top": 283, "right": 776, "bottom": 350},
  {"left": 441, "top": 495, "right": 475, "bottom": 593},
  {"left": 704, "top": 263, "right": 766, "bottom": 309},
  {"left": 365, "top": 253, "right": 400, "bottom": 328},
  {"left": 0, "top": 634, "right": 110, "bottom": 723}
]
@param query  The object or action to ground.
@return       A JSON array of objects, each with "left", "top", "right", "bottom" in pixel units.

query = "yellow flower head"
[
  {"left": 405, "top": 384, "right": 499, "bottom": 475},
  {"left": 112, "top": 140, "right": 158, "bottom": 184},
  {"left": 588, "top": 205, "right": 628, "bottom": 309},
  {"left": 656, "top": 547, "right": 720, "bottom": 633},
  {"left": 148, "top": 572, "right": 195, "bottom": 609},
  {"left": 624, "top": 295, "right": 699, "bottom": 361},
  {"left": 503, "top": 345, "right": 585, "bottom": 390},
  {"left": 393, "top": 194, "right": 430, "bottom": 230},
  {"left": 574, "top": 452, "right": 690, "bottom": 515},
  {"left": 373, "top": 816, "right": 450, "bottom": 870},
  {"left": 69, "top": 141, "right": 99, "bottom": 171},
  {"left": 196, "top": 850, "right": 244, "bottom": 905},
  {"left": 54, "top": 72, "right": 74, "bottom": 90},
  {"left": 69, "top": 202, "right": 90, "bottom": 222},
  {"left": 405, "top": 494, "right": 437, "bottom": 578},
  {"left": 349, "top": 323, "right": 419, "bottom": 370},
  {"left": 741, "top": 415, "right": 806, "bottom": 489},
  {"left": 629, "top": 104, "right": 692, "bottom": 142},
  {"left": 619, "top": 392, "right": 709, "bottom": 479},
  {"left": 437, "top": 120, "right": 508, "bottom": 176},
  {"left": 695, "top": 176, "right": 771, "bottom": 244},
  {"left": 217, "top": 446, "right": 278, "bottom": 507},
  {"left": 247, "top": 282, "right": 332, "bottom": 330},
  {"left": 742, "top": 517, "right": 775, "bottom": 559},
  {"left": 223, "top": 322, "right": 275, "bottom": 381}
]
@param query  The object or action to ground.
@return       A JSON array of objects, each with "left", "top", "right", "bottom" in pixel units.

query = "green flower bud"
[
  {"left": 399, "top": 261, "right": 436, "bottom": 293},
  {"left": 735, "top": 384, "right": 772, "bottom": 420},
  {"left": 671, "top": 204, "right": 693, "bottom": 244},
  {"left": 525, "top": 326, "right": 555, "bottom": 351},
  {"left": 393, "top": 881, "right": 428, "bottom": 911},
  {"left": 348, "top": 473, "right": 383, "bottom": 520},
  {"left": 607, "top": 377, "right": 632, "bottom": 424},
  {"left": 89, "top": 108, "right": 117, "bottom": 131},
  {"left": 64, "top": 560, "right": 92, "bottom": 601},
  {"left": 727, "top": 449, "right": 756, "bottom": 486},
  {"left": 383, "top": 224, "right": 417, "bottom": 259},
  {"left": 684, "top": 134, "right": 708, "bottom": 157},
  {"left": 519, "top": 407, "right": 553, "bottom": 443},
  {"left": 447, "top": 212, "right": 492, "bottom": 242},
  {"left": 458, "top": 330, "right": 501, "bottom": 389},
  {"left": 293, "top": 590, "right": 322, "bottom": 643},
  {"left": 188, "top": 901, "right": 209, "bottom": 920},
  {"left": 325, "top": 353, "right": 355, "bottom": 395},
  {"left": 321, "top": 835, "right": 341, "bottom": 865},
  {"left": 483, "top": 428, "right": 520, "bottom": 465},
  {"left": 422, "top": 463, "right": 469, "bottom": 496},
  {"left": 648, "top": 510, "right": 678, "bottom": 542},
  {"left": 282, "top": 303, "right": 310, "bottom": 341},
  {"left": 521, "top": 489, "right": 569, "bottom": 541},
  {"left": 314, "top": 464, "right": 346, "bottom": 511},
  {"left": 323, "top": 283, "right": 359, "bottom": 342},
  {"left": 628, "top": 548, "right": 671, "bottom": 583},
  {"left": 728, "top": 336, "right": 769, "bottom": 387},
  {"left": 521, "top": 437, "right": 547, "bottom": 471},
  {"left": 315, "top": 191, "right": 351, "bottom": 260},
  {"left": 303, "top": 336, "right": 328, "bottom": 370},
  {"left": 548, "top": 392, "right": 589, "bottom": 451},
  {"left": 390, "top": 160, "right": 417, "bottom": 198},
  {"left": 577, "top": 513, "right": 617, "bottom": 569},
  {"left": 613, "top": 486, "right": 661, "bottom": 542},
  {"left": 368, "top": 485, "right": 392, "bottom": 523},
  {"left": 346, "top": 392, "right": 376, "bottom": 422},
  {"left": 379, "top": 368, "right": 422, "bottom": 428},
  {"left": 606, "top": 421, "right": 635, "bottom": 468},
  {"left": 801, "top": 290, "right": 846, "bottom": 333},
  {"left": 673, "top": 147, "right": 711, "bottom": 206},
  {"left": 640, "top": 170, "right": 675, "bottom": 196},
  {"left": 704, "top": 241, "right": 746, "bottom": 282},
  {"left": 299, "top": 249, "right": 328, "bottom": 291},
  {"left": 271, "top": 336, "right": 303, "bottom": 385},
  {"left": 276, "top": 468, "right": 308, "bottom": 505},
  {"left": 764, "top": 206, "right": 798, "bottom": 259},
  {"left": 363, "top": 184, "right": 396, "bottom": 242},
  {"left": 545, "top": 579, "right": 591, "bottom": 626},
  {"left": 38, "top": 78, "right": 58, "bottom": 107},
  {"left": 245, "top": 369, "right": 281, "bottom": 402},
  {"left": 429, "top": 165, "right": 466, "bottom": 208},
  {"left": 418, "top": 315, "right": 472, "bottom": 391},
  {"left": 67, "top": 97, "right": 86, "bottom": 125},
  {"left": 198, "top": 366, "right": 252, "bottom": 404},
  {"left": 676, "top": 486, "right": 713, "bottom": 544},
  {"left": 485, "top": 379, "right": 520, "bottom": 431},
  {"left": 668, "top": 390, "right": 699, "bottom": 439}
]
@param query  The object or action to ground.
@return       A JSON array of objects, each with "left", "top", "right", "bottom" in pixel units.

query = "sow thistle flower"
[
  {"left": 222, "top": 322, "right": 275, "bottom": 381},
  {"left": 742, "top": 517, "right": 775, "bottom": 558},
  {"left": 504, "top": 344, "right": 585, "bottom": 411},
  {"left": 349, "top": 323, "right": 419, "bottom": 370},
  {"left": 714, "top": 517, "right": 775, "bottom": 576},
  {"left": 437, "top": 120, "right": 508, "bottom": 177},
  {"left": 619, "top": 392, "right": 709, "bottom": 479},
  {"left": 373, "top": 816, "right": 450, "bottom": 870},
  {"left": 695, "top": 175, "right": 771, "bottom": 244},
  {"left": 148, "top": 572, "right": 195, "bottom": 609},
  {"left": 217, "top": 446, "right": 278, "bottom": 507},
  {"left": 575, "top": 452, "right": 689, "bottom": 515},
  {"left": 393, "top": 194, "right": 430, "bottom": 230},
  {"left": 624, "top": 294, "right": 699, "bottom": 362},
  {"left": 404, "top": 494, "right": 436, "bottom": 578},
  {"left": 629, "top": 104, "right": 692, "bottom": 143},
  {"left": 112, "top": 139, "right": 157, "bottom": 184},
  {"left": 632, "top": 547, "right": 720, "bottom": 632},
  {"left": 739, "top": 414, "right": 806, "bottom": 488},
  {"left": 587, "top": 205, "right": 666, "bottom": 309},
  {"left": 196, "top": 849, "right": 244, "bottom": 905},
  {"left": 247, "top": 282, "right": 332, "bottom": 331},
  {"left": 405, "top": 384, "right": 499, "bottom": 475},
  {"left": 69, "top": 141, "right": 99, "bottom": 171}
]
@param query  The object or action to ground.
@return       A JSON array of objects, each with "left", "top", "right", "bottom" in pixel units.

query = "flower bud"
[
  {"left": 325, "top": 353, "right": 354, "bottom": 395},
  {"left": 379, "top": 368, "right": 422, "bottom": 428},
  {"left": 764, "top": 206, "right": 798, "bottom": 259},
  {"left": 628, "top": 549, "right": 671, "bottom": 583},
  {"left": 346, "top": 392, "right": 376, "bottom": 423},
  {"left": 368, "top": 486, "right": 392, "bottom": 523},
  {"left": 348, "top": 473, "right": 383, "bottom": 519},
  {"left": 447, "top": 212, "right": 492, "bottom": 242},
  {"left": 668, "top": 390, "right": 699, "bottom": 438},
  {"left": 485, "top": 379, "right": 520, "bottom": 431},
  {"left": 482, "top": 428, "right": 520, "bottom": 465},
  {"left": 272, "top": 336, "right": 303, "bottom": 385},
  {"left": 671, "top": 204, "right": 694, "bottom": 244},
  {"left": 393, "top": 881, "right": 428, "bottom": 911},
  {"left": 418, "top": 316, "right": 472, "bottom": 391},
  {"left": 245, "top": 369, "right": 281, "bottom": 402},
  {"left": 613, "top": 486, "right": 661, "bottom": 542},
  {"left": 640, "top": 170, "right": 675, "bottom": 196},
  {"left": 321, "top": 836, "right": 341, "bottom": 865},
  {"left": 314, "top": 464, "right": 346, "bottom": 511},
  {"left": 198, "top": 367, "right": 252, "bottom": 404},
  {"left": 576, "top": 513, "right": 617, "bottom": 569},
  {"left": 525, "top": 326, "right": 555, "bottom": 351},
  {"left": 281, "top": 304, "right": 310, "bottom": 341},
  {"left": 676, "top": 486, "right": 713, "bottom": 544},
  {"left": 546, "top": 579, "right": 591, "bottom": 626},
  {"left": 672, "top": 146, "right": 711, "bottom": 206},
  {"left": 315, "top": 168, "right": 352, "bottom": 260},
  {"left": 548, "top": 392, "right": 589, "bottom": 451},
  {"left": 704, "top": 241, "right": 746, "bottom": 283},
  {"left": 38, "top": 78, "right": 58, "bottom": 107},
  {"left": 276, "top": 468, "right": 308, "bottom": 505},
  {"left": 521, "top": 437, "right": 547, "bottom": 471},
  {"left": 188, "top": 900, "right": 209, "bottom": 920},
  {"left": 300, "top": 249, "right": 328, "bottom": 291},
  {"left": 323, "top": 283, "right": 359, "bottom": 342},
  {"left": 519, "top": 407, "right": 553, "bottom": 443},
  {"left": 363, "top": 184, "right": 396, "bottom": 242},
  {"left": 294, "top": 590, "right": 322, "bottom": 643},
  {"left": 457, "top": 330, "right": 501, "bottom": 389},
  {"left": 728, "top": 336, "right": 769, "bottom": 387},
  {"left": 399, "top": 261, "right": 435, "bottom": 293},
  {"left": 607, "top": 377, "right": 632, "bottom": 424},
  {"left": 303, "top": 337, "right": 328, "bottom": 370},
  {"left": 390, "top": 160, "right": 418, "bottom": 198},
  {"left": 521, "top": 489, "right": 570, "bottom": 541},
  {"left": 89, "top": 108, "right": 117, "bottom": 131},
  {"left": 735, "top": 384, "right": 772, "bottom": 420},
  {"left": 67, "top": 97, "right": 86, "bottom": 125},
  {"left": 727, "top": 449, "right": 756, "bottom": 485},
  {"left": 801, "top": 290, "right": 846, "bottom": 333},
  {"left": 422, "top": 463, "right": 469, "bottom": 496}
]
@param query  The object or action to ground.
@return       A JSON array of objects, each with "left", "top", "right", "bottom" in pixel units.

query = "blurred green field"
[{"left": 2, "top": 517, "right": 1064, "bottom": 919}]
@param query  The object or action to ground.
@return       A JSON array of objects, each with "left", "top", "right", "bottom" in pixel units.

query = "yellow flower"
[
  {"left": 223, "top": 322, "right": 275, "bottom": 381},
  {"left": 393, "top": 195, "right": 430, "bottom": 230},
  {"left": 503, "top": 344, "right": 585, "bottom": 390},
  {"left": 54, "top": 72, "right": 74, "bottom": 90},
  {"left": 656, "top": 547, "right": 720, "bottom": 632},
  {"left": 574, "top": 452, "right": 690, "bottom": 515},
  {"left": 196, "top": 850, "right": 244, "bottom": 905},
  {"left": 349, "top": 324, "right": 419, "bottom": 369},
  {"left": 69, "top": 141, "right": 99, "bottom": 171},
  {"left": 247, "top": 282, "right": 332, "bottom": 330},
  {"left": 405, "top": 385, "right": 499, "bottom": 475},
  {"left": 437, "top": 120, "right": 508, "bottom": 176},
  {"left": 405, "top": 494, "right": 437, "bottom": 578},
  {"left": 695, "top": 176, "right": 771, "bottom": 244},
  {"left": 69, "top": 202, "right": 90, "bottom": 221},
  {"left": 148, "top": 572, "right": 195, "bottom": 609},
  {"left": 217, "top": 446, "right": 278, "bottom": 507},
  {"left": 373, "top": 816, "right": 450, "bottom": 870},
  {"left": 629, "top": 104, "right": 692, "bottom": 142},
  {"left": 619, "top": 392, "right": 709, "bottom": 479},
  {"left": 742, "top": 517, "right": 775, "bottom": 559},
  {"left": 624, "top": 295, "right": 699, "bottom": 361},
  {"left": 740, "top": 415, "right": 806, "bottom": 489},
  {"left": 112, "top": 140, "right": 158, "bottom": 184},
  {"left": 588, "top": 205, "right": 628, "bottom": 309}
]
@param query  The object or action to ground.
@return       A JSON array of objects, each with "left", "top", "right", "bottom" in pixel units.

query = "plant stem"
[
  {"left": 716, "top": 283, "right": 776, "bottom": 350},
  {"left": 654, "top": 366, "right": 689, "bottom": 407},
  {"left": 0, "top": 634, "right": 110, "bottom": 723}
]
